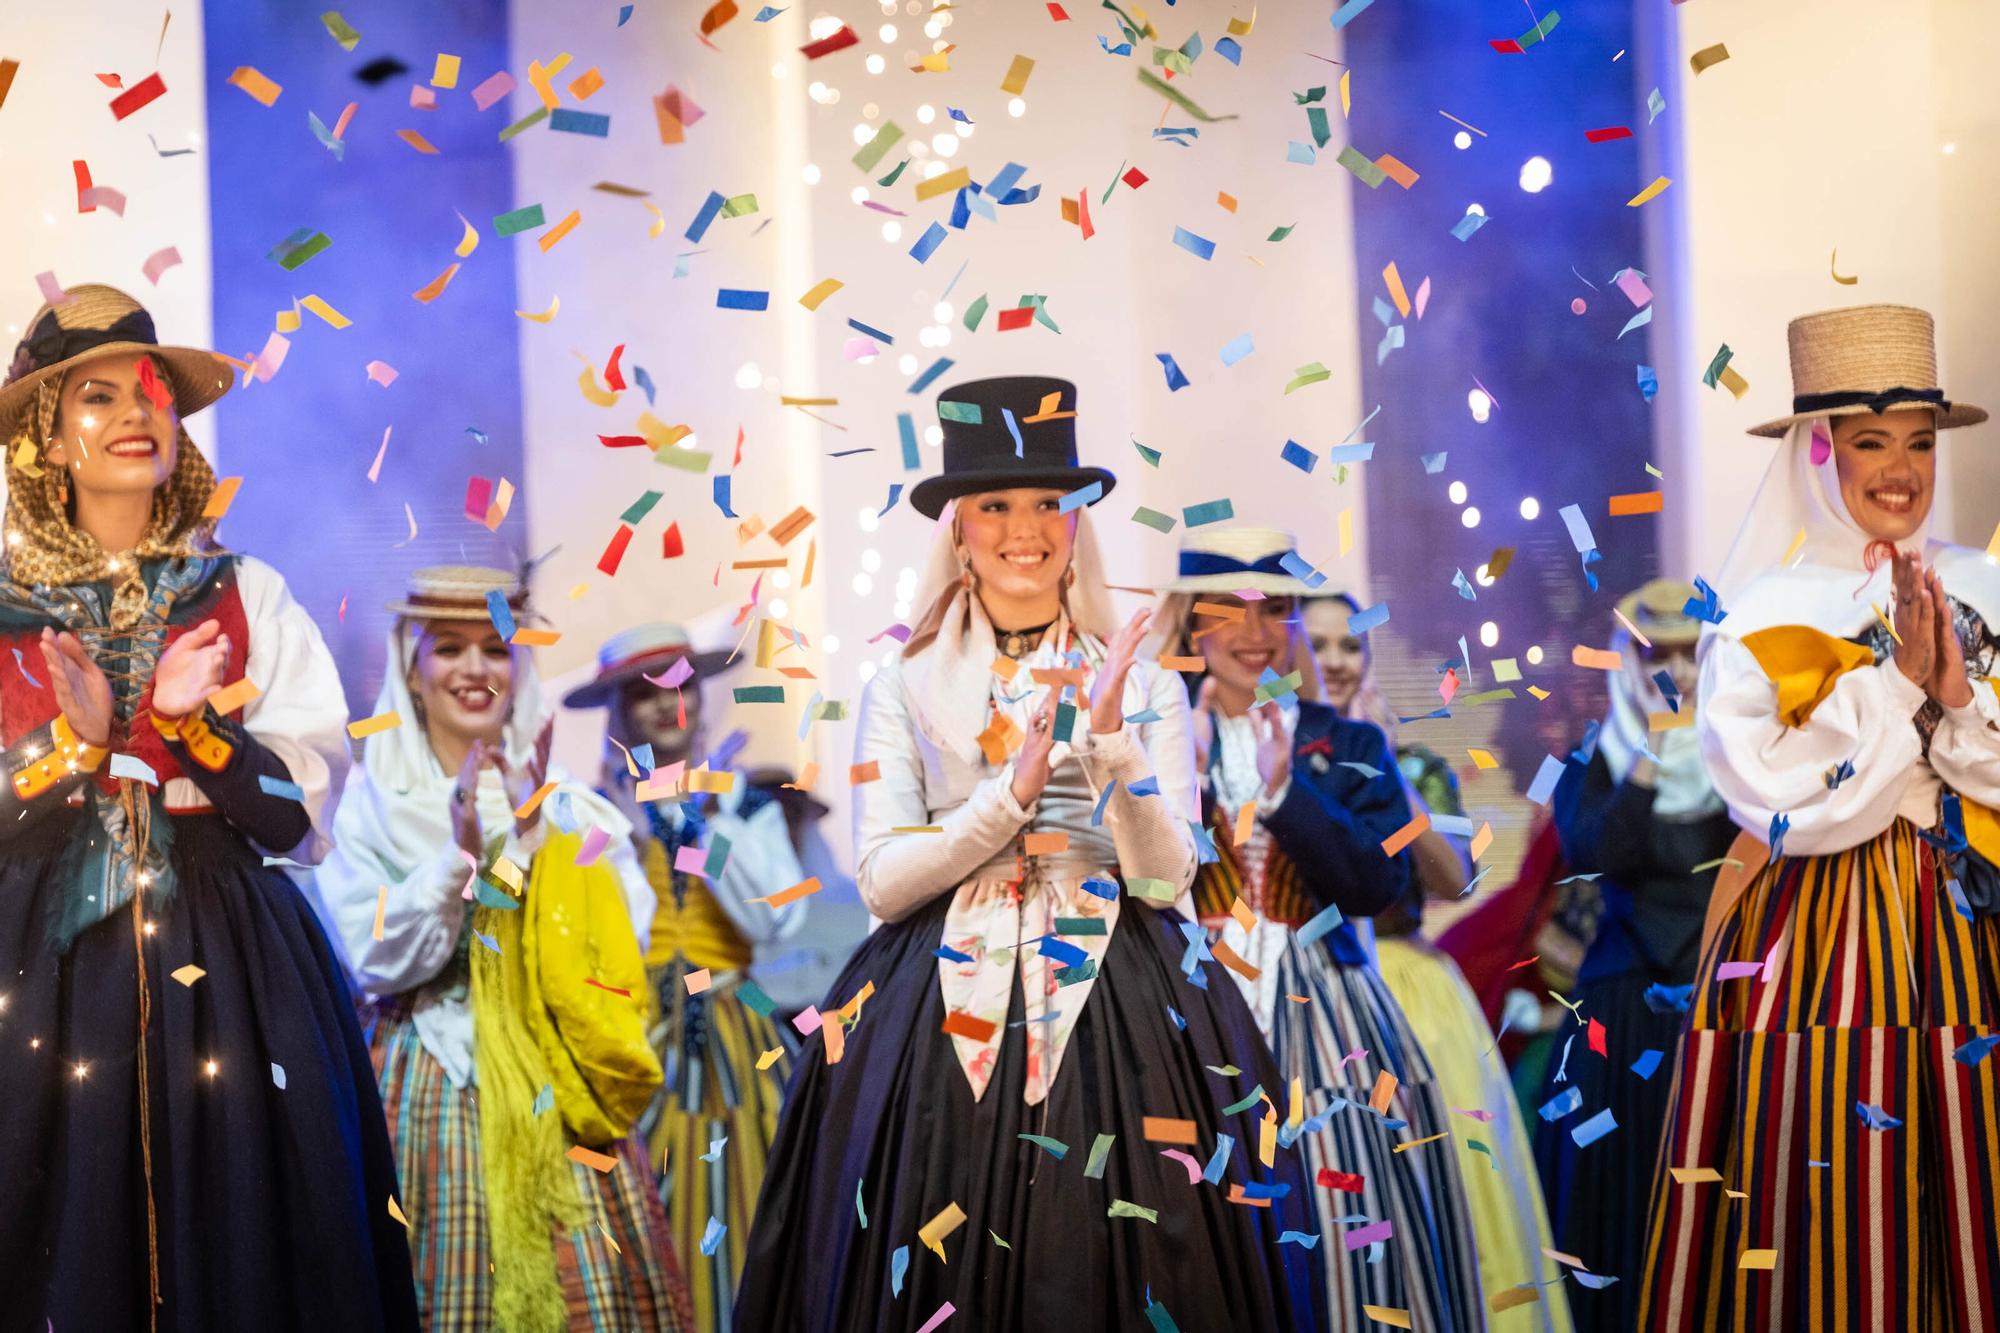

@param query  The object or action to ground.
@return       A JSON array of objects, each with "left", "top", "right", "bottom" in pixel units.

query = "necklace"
[{"left": 995, "top": 618, "right": 1055, "bottom": 660}]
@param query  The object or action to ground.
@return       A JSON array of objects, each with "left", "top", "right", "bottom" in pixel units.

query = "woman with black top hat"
[
  {"left": 1637, "top": 306, "right": 2000, "bottom": 1330},
  {"left": 735, "top": 377, "right": 1321, "bottom": 1331},
  {"left": 0, "top": 284, "right": 418, "bottom": 1329}
]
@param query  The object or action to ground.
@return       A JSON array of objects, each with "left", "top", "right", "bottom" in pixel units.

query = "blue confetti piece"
[
  {"left": 1099, "top": 35, "right": 1134, "bottom": 56},
  {"left": 856, "top": 1177, "right": 868, "bottom": 1227},
  {"left": 1280, "top": 440, "right": 1317, "bottom": 473},
  {"left": 1558, "top": 502, "right": 1598, "bottom": 554},
  {"left": 1526, "top": 753, "right": 1567, "bottom": 805},
  {"left": 1278, "top": 552, "right": 1326, "bottom": 588},
  {"left": 11, "top": 647, "right": 42, "bottom": 688},
  {"left": 1653, "top": 669, "right": 1681, "bottom": 712},
  {"left": 1855, "top": 1101, "right": 1903, "bottom": 1131},
  {"left": 1768, "top": 812, "right": 1790, "bottom": 859},
  {"left": 908, "top": 357, "right": 954, "bottom": 394},
  {"left": 1202, "top": 1132, "right": 1235, "bottom": 1184},
  {"left": 1953, "top": 1034, "right": 2000, "bottom": 1066},
  {"left": 1631, "top": 1049, "right": 1665, "bottom": 1080},
  {"left": 271, "top": 1062, "right": 287, "bottom": 1090},
  {"left": 1420, "top": 451, "right": 1449, "bottom": 473},
  {"left": 1124, "top": 708, "right": 1163, "bottom": 723},
  {"left": 1183, "top": 499, "right": 1234, "bottom": 528},
  {"left": 1166, "top": 1005, "right": 1186, "bottom": 1030},
  {"left": 713, "top": 475, "right": 737, "bottom": 517},
  {"left": 716, "top": 288, "right": 769, "bottom": 311},
  {"left": 909, "top": 220, "right": 948, "bottom": 263},
  {"left": 755, "top": 4, "right": 785, "bottom": 19},
  {"left": 1219, "top": 333, "right": 1255, "bottom": 366},
  {"left": 891, "top": 1245, "right": 909, "bottom": 1297},
  {"left": 630, "top": 742, "right": 655, "bottom": 774},
  {"left": 1619, "top": 306, "right": 1655, "bottom": 339},
  {"left": 619, "top": 3, "right": 636, "bottom": 23},
  {"left": 532, "top": 1083, "right": 554, "bottom": 1115},
  {"left": 879, "top": 484, "right": 904, "bottom": 516},
  {"left": 1346, "top": 601, "right": 1391, "bottom": 634},
  {"left": 465, "top": 425, "right": 489, "bottom": 445},
  {"left": 474, "top": 931, "right": 501, "bottom": 954},
  {"left": 1127, "top": 775, "right": 1161, "bottom": 797},
  {"left": 1684, "top": 576, "right": 1728, "bottom": 624},
  {"left": 1087, "top": 780, "right": 1119, "bottom": 829},
  {"left": 1059, "top": 480, "right": 1102, "bottom": 513},
  {"left": 686, "top": 190, "right": 726, "bottom": 243},
  {"left": 1155, "top": 352, "right": 1191, "bottom": 391},
  {"left": 1538, "top": 1086, "right": 1583, "bottom": 1122},
  {"left": 699, "top": 1217, "right": 726, "bottom": 1256},
  {"left": 946, "top": 106, "right": 973, "bottom": 124},
  {"left": 257, "top": 774, "right": 306, "bottom": 802},
  {"left": 549, "top": 109, "right": 610, "bottom": 136},
  {"left": 1572, "top": 1272, "right": 1621, "bottom": 1290},
  {"left": 898, "top": 412, "right": 921, "bottom": 470},
  {"left": 1080, "top": 877, "right": 1119, "bottom": 899},
  {"left": 1824, "top": 758, "right": 1855, "bottom": 789},
  {"left": 1295, "top": 902, "right": 1345, "bottom": 949},
  {"left": 935, "top": 943, "right": 974, "bottom": 964},
  {"left": 1570, "top": 1107, "right": 1619, "bottom": 1146},
  {"left": 1003, "top": 407, "right": 1024, "bottom": 457},
  {"left": 847, "top": 316, "right": 894, "bottom": 344},
  {"left": 1236, "top": 1179, "right": 1290, "bottom": 1201},
  {"left": 1278, "top": 1230, "right": 1320, "bottom": 1249},
  {"left": 1330, "top": 0, "right": 1376, "bottom": 27},
  {"left": 1637, "top": 363, "right": 1659, "bottom": 400},
  {"left": 701, "top": 1135, "right": 728, "bottom": 1162},
  {"left": 1215, "top": 35, "right": 1242, "bottom": 64},
  {"left": 1171, "top": 226, "right": 1216, "bottom": 261},
  {"left": 486, "top": 589, "right": 517, "bottom": 640},
  {"left": 1644, "top": 982, "right": 1695, "bottom": 1013},
  {"left": 1038, "top": 936, "right": 1089, "bottom": 968},
  {"left": 1450, "top": 208, "right": 1490, "bottom": 241},
  {"left": 1452, "top": 569, "right": 1478, "bottom": 600},
  {"left": 1326, "top": 442, "right": 1375, "bottom": 465}
]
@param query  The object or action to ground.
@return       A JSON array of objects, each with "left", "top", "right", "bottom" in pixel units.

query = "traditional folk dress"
[{"left": 313, "top": 623, "right": 690, "bottom": 1333}]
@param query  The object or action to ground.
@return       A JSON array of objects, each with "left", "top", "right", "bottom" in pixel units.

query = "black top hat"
[{"left": 907, "top": 375, "right": 1118, "bottom": 519}]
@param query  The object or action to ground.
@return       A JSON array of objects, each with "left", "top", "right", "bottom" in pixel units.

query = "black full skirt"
[
  {"left": 736, "top": 889, "right": 1324, "bottom": 1332},
  {"left": 0, "top": 813, "right": 419, "bottom": 1333}
]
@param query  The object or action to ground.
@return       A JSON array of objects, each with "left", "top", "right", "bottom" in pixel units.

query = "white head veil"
[{"left": 1593, "top": 627, "right": 1724, "bottom": 820}]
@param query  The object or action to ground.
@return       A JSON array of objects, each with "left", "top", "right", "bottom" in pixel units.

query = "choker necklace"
[{"left": 995, "top": 619, "right": 1056, "bottom": 660}]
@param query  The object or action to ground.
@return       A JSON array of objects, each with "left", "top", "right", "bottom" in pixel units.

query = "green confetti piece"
[
  {"left": 1182, "top": 498, "right": 1234, "bottom": 527},
  {"left": 1019, "top": 1133, "right": 1070, "bottom": 1159},
  {"left": 1267, "top": 223, "right": 1297, "bottom": 243},
  {"left": 852, "top": 120, "right": 904, "bottom": 171},
  {"left": 1690, "top": 857, "right": 1745, "bottom": 873},
  {"left": 721, "top": 193, "right": 759, "bottom": 217},
  {"left": 856, "top": 1178, "right": 868, "bottom": 1228},
  {"left": 1220, "top": 1084, "right": 1267, "bottom": 1116},
  {"left": 1083, "top": 1132, "right": 1115, "bottom": 1179},
  {"left": 1108, "top": 1199, "right": 1159, "bottom": 1222},
  {"left": 1205, "top": 1064, "right": 1242, "bottom": 1077},
  {"left": 1136, "top": 68, "right": 1239, "bottom": 123},
  {"left": 1702, "top": 343, "right": 1734, "bottom": 389},
  {"left": 963, "top": 294, "right": 990, "bottom": 331},
  {"left": 474, "top": 878, "right": 520, "bottom": 909},
  {"left": 1293, "top": 86, "right": 1326, "bottom": 105},
  {"left": 733, "top": 686, "right": 786, "bottom": 703},
  {"left": 989, "top": 1229, "right": 1011, "bottom": 1249},
  {"left": 1131, "top": 506, "right": 1177, "bottom": 533},
  {"left": 619, "top": 489, "right": 664, "bottom": 525},
  {"left": 1055, "top": 958, "right": 1098, "bottom": 988},
  {"left": 498, "top": 105, "right": 550, "bottom": 142},
  {"left": 652, "top": 445, "right": 714, "bottom": 472},
  {"left": 272, "top": 231, "right": 331, "bottom": 271},
  {"left": 1285, "top": 362, "right": 1331, "bottom": 394},
  {"left": 938, "top": 400, "right": 984, "bottom": 424},
  {"left": 814, "top": 700, "right": 849, "bottom": 721},
  {"left": 1466, "top": 1139, "right": 1499, "bottom": 1169},
  {"left": 1454, "top": 688, "right": 1518, "bottom": 707},
  {"left": 1253, "top": 670, "right": 1303, "bottom": 704},
  {"left": 1054, "top": 917, "right": 1108, "bottom": 935},
  {"left": 1132, "top": 438, "right": 1162, "bottom": 467},
  {"left": 320, "top": 11, "right": 362, "bottom": 50},
  {"left": 876, "top": 159, "right": 911, "bottom": 187},
  {"left": 1306, "top": 105, "right": 1332, "bottom": 147},
  {"left": 532, "top": 1083, "right": 554, "bottom": 1116},
  {"left": 493, "top": 204, "right": 547, "bottom": 236},
  {"left": 1335, "top": 145, "right": 1388, "bottom": 188},
  {"left": 1126, "top": 876, "right": 1177, "bottom": 902},
  {"left": 1101, "top": 160, "right": 1126, "bottom": 205}
]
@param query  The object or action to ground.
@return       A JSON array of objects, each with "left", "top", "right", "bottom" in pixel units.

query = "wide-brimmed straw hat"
[
  {"left": 561, "top": 622, "right": 736, "bottom": 708},
  {"left": 0, "top": 283, "right": 233, "bottom": 429},
  {"left": 1158, "top": 525, "right": 1320, "bottom": 595},
  {"left": 1615, "top": 579, "right": 1702, "bottom": 648},
  {"left": 908, "top": 375, "right": 1117, "bottom": 520},
  {"left": 1747, "top": 303, "right": 1986, "bottom": 437},
  {"left": 385, "top": 565, "right": 530, "bottom": 621}
]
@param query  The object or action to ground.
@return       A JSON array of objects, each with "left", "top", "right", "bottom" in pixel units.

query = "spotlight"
[{"left": 1519, "top": 156, "right": 1553, "bottom": 193}]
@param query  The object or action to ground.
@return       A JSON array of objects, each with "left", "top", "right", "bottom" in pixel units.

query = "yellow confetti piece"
[
  {"left": 1287, "top": 1076, "right": 1304, "bottom": 1128},
  {"left": 1392, "top": 1130, "right": 1450, "bottom": 1153},
  {"left": 226, "top": 66, "right": 283, "bottom": 106},
  {"left": 1527, "top": 685, "right": 1551, "bottom": 700},
  {"left": 397, "top": 128, "right": 441, "bottom": 155},
  {"left": 915, "top": 166, "right": 971, "bottom": 201},
  {"left": 799, "top": 277, "right": 844, "bottom": 310},
  {"left": 388, "top": 1196, "right": 412, "bottom": 1228},
  {"left": 491, "top": 856, "right": 522, "bottom": 892},
  {"left": 432, "top": 53, "right": 461, "bottom": 89},
  {"left": 347, "top": 710, "right": 402, "bottom": 739},
  {"left": 1717, "top": 364, "right": 1749, "bottom": 399},
  {"left": 643, "top": 201, "right": 665, "bottom": 239},
  {"left": 1872, "top": 602, "right": 1902, "bottom": 645},
  {"left": 1000, "top": 53, "right": 1034, "bottom": 95},
  {"left": 453, "top": 212, "right": 480, "bottom": 257},
  {"left": 1782, "top": 527, "right": 1808, "bottom": 566},
  {"left": 1467, "top": 748, "right": 1498, "bottom": 769},
  {"left": 1648, "top": 709, "right": 1694, "bottom": 732},
  {"left": 1831, "top": 248, "right": 1858, "bottom": 286},
  {"left": 539, "top": 209, "right": 582, "bottom": 252},
  {"left": 275, "top": 306, "right": 302, "bottom": 334},
  {"left": 1227, "top": 7, "right": 1256, "bottom": 36},
  {"left": 1257, "top": 1110, "right": 1276, "bottom": 1166},
  {"left": 1339, "top": 69, "right": 1351, "bottom": 117},
  {"left": 755, "top": 1047, "right": 783, "bottom": 1070},
  {"left": 11, "top": 438, "right": 43, "bottom": 478},
  {"left": 1689, "top": 42, "right": 1730, "bottom": 76},
  {"left": 517, "top": 295, "right": 560, "bottom": 323},
  {"left": 1627, "top": 176, "right": 1673, "bottom": 207},
  {"left": 1364, "top": 1306, "right": 1413, "bottom": 1329},
  {"left": 1739, "top": 1248, "right": 1777, "bottom": 1270},
  {"left": 1492, "top": 1286, "right": 1542, "bottom": 1313},
  {"left": 1338, "top": 507, "right": 1354, "bottom": 555},
  {"left": 300, "top": 294, "right": 351, "bottom": 328},
  {"left": 170, "top": 964, "right": 206, "bottom": 986},
  {"left": 1228, "top": 895, "right": 1257, "bottom": 932},
  {"left": 596, "top": 1218, "right": 621, "bottom": 1255},
  {"left": 919, "top": 1202, "right": 967, "bottom": 1260},
  {"left": 1987, "top": 520, "right": 2000, "bottom": 559},
  {"left": 372, "top": 885, "right": 387, "bottom": 940},
  {"left": 577, "top": 361, "right": 619, "bottom": 405},
  {"left": 1668, "top": 1165, "right": 1723, "bottom": 1184},
  {"left": 206, "top": 677, "right": 262, "bottom": 715}
]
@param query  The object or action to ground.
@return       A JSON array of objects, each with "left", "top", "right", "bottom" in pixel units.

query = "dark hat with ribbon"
[
  {"left": 0, "top": 283, "right": 234, "bottom": 431},
  {"left": 907, "top": 375, "right": 1117, "bottom": 519},
  {"left": 1747, "top": 303, "right": 1986, "bottom": 437}
]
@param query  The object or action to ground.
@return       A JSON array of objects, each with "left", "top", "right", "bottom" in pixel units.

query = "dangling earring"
[
  {"left": 1063, "top": 562, "right": 1077, "bottom": 589},
  {"left": 57, "top": 468, "right": 69, "bottom": 507},
  {"left": 959, "top": 553, "right": 976, "bottom": 592}
]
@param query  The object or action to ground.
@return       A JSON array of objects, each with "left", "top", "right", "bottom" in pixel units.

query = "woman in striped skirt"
[
  {"left": 1158, "top": 527, "right": 1487, "bottom": 1332},
  {"left": 312, "top": 567, "right": 691, "bottom": 1331},
  {"left": 1637, "top": 305, "right": 2000, "bottom": 1330}
]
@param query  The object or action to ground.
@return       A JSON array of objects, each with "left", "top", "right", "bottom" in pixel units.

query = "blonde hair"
[
  {"left": 1154, "top": 591, "right": 1324, "bottom": 704},
  {"left": 3, "top": 366, "right": 223, "bottom": 628}
]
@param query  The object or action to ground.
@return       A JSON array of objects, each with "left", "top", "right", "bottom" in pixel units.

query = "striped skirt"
[
  {"left": 1241, "top": 926, "right": 1487, "bottom": 1332},
  {"left": 369, "top": 1007, "right": 692, "bottom": 1331},
  {"left": 637, "top": 960, "right": 793, "bottom": 1333},
  {"left": 1377, "top": 935, "right": 1573, "bottom": 1333},
  {"left": 1636, "top": 820, "right": 2000, "bottom": 1332}
]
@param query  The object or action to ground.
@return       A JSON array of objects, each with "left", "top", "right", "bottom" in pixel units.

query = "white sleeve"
[
  {"left": 1930, "top": 679, "right": 2000, "bottom": 808},
  {"left": 1697, "top": 632, "right": 1927, "bottom": 855},
  {"left": 705, "top": 792, "right": 810, "bottom": 947},
  {"left": 1069, "top": 660, "right": 1199, "bottom": 907},
  {"left": 314, "top": 776, "right": 472, "bottom": 996},
  {"left": 236, "top": 557, "right": 350, "bottom": 864},
  {"left": 852, "top": 664, "right": 1034, "bottom": 924}
]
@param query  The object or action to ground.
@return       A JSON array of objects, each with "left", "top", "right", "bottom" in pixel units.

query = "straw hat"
[
  {"left": 561, "top": 622, "right": 736, "bottom": 708},
  {"left": 1747, "top": 303, "right": 1986, "bottom": 437},
  {"left": 1615, "top": 579, "right": 1701, "bottom": 647},
  {"left": 0, "top": 283, "right": 233, "bottom": 429},
  {"left": 385, "top": 565, "right": 530, "bottom": 621},
  {"left": 908, "top": 375, "right": 1116, "bottom": 519},
  {"left": 1159, "top": 525, "right": 1321, "bottom": 595}
]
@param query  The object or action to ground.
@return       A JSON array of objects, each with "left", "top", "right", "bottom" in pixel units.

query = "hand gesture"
[
  {"left": 1010, "top": 690, "right": 1057, "bottom": 808},
  {"left": 1089, "top": 608, "right": 1152, "bottom": 735},
  {"left": 1252, "top": 700, "right": 1293, "bottom": 798},
  {"left": 500, "top": 718, "right": 556, "bottom": 834},
  {"left": 450, "top": 740, "right": 487, "bottom": 860},
  {"left": 1928, "top": 566, "right": 1974, "bottom": 708},
  {"left": 1891, "top": 552, "right": 1936, "bottom": 689},
  {"left": 1190, "top": 677, "right": 1218, "bottom": 776},
  {"left": 153, "top": 619, "right": 230, "bottom": 721},
  {"left": 40, "top": 628, "right": 113, "bottom": 747}
]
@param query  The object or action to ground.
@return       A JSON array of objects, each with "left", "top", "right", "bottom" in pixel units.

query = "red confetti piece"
[
  {"left": 800, "top": 24, "right": 859, "bottom": 60},
  {"left": 996, "top": 306, "right": 1035, "bottom": 331},
  {"left": 464, "top": 477, "right": 492, "bottom": 523},
  {"left": 110, "top": 71, "right": 167, "bottom": 121},
  {"left": 73, "top": 160, "right": 95, "bottom": 213},
  {"left": 1588, "top": 1017, "right": 1607, "bottom": 1056},
  {"left": 662, "top": 521, "right": 685, "bottom": 558},
  {"left": 597, "top": 434, "right": 648, "bottom": 448},
  {"left": 597, "top": 524, "right": 634, "bottom": 576},
  {"left": 583, "top": 977, "right": 633, "bottom": 999},
  {"left": 1047, "top": 2, "right": 1070, "bottom": 18},
  {"left": 603, "top": 342, "right": 627, "bottom": 391},
  {"left": 1585, "top": 126, "right": 1633, "bottom": 143},
  {"left": 135, "top": 356, "right": 174, "bottom": 411},
  {"left": 1489, "top": 40, "right": 1524, "bottom": 54},
  {"left": 1122, "top": 167, "right": 1149, "bottom": 189},
  {"left": 1504, "top": 954, "right": 1541, "bottom": 972},
  {"left": 1317, "top": 1168, "right": 1367, "bottom": 1193}
]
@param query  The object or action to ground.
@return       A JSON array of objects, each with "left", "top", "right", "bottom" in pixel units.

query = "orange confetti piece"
[
  {"left": 512, "top": 781, "right": 559, "bottom": 819},
  {"left": 683, "top": 968, "right": 712, "bottom": 995},
  {"left": 206, "top": 677, "right": 262, "bottom": 716},
  {"left": 397, "top": 127, "right": 440, "bottom": 155},
  {"left": 1023, "top": 830, "right": 1069, "bottom": 856},
  {"left": 412, "top": 262, "right": 461, "bottom": 303},
  {"left": 757, "top": 877, "right": 823, "bottom": 907},
  {"left": 565, "top": 1145, "right": 618, "bottom": 1173},
  {"left": 201, "top": 476, "right": 243, "bottom": 520},
  {"left": 849, "top": 760, "right": 882, "bottom": 784},
  {"left": 1368, "top": 1068, "right": 1398, "bottom": 1114},
  {"left": 1143, "top": 1116, "right": 1200, "bottom": 1145},
  {"left": 1380, "top": 810, "right": 1430, "bottom": 857},
  {"left": 1571, "top": 645, "right": 1625, "bottom": 671},
  {"left": 1158, "top": 654, "right": 1206, "bottom": 672},
  {"left": 1211, "top": 938, "right": 1262, "bottom": 982},
  {"left": 538, "top": 209, "right": 581, "bottom": 252},
  {"left": 1608, "top": 491, "right": 1664, "bottom": 516},
  {"left": 226, "top": 66, "right": 283, "bottom": 106},
  {"left": 941, "top": 1010, "right": 997, "bottom": 1042}
]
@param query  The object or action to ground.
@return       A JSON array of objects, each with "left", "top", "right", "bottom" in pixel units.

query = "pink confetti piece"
[
  {"left": 35, "top": 272, "right": 73, "bottom": 305},
  {"left": 1715, "top": 960, "right": 1762, "bottom": 980},
  {"left": 332, "top": 100, "right": 358, "bottom": 138},
  {"left": 575, "top": 824, "right": 611, "bottom": 866},
  {"left": 78, "top": 186, "right": 127, "bottom": 215},
  {"left": 914, "top": 1302, "right": 956, "bottom": 1333},
  {"left": 366, "top": 426, "right": 391, "bottom": 482},
  {"left": 142, "top": 246, "right": 183, "bottom": 285},
  {"left": 844, "top": 337, "right": 881, "bottom": 361},
  {"left": 409, "top": 83, "right": 437, "bottom": 110},
  {"left": 1614, "top": 267, "right": 1654, "bottom": 307},
  {"left": 643, "top": 656, "right": 695, "bottom": 688},
  {"left": 471, "top": 70, "right": 515, "bottom": 111},
  {"left": 1414, "top": 275, "right": 1432, "bottom": 319},
  {"left": 674, "top": 843, "right": 709, "bottom": 877},
  {"left": 249, "top": 330, "right": 291, "bottom": 383},
  {"left": 1451, "top": 1107, "right": 1496, "bottom": 1123},
  {"left": 1344, "top": 1218, "right": 1394, "bottom": 1251},
  {"left": 1160, "top": 1149, "right": 1203, "bottom": 1184},
  {"left": 366, "top": 359, "right": 399, "bottom": 387},
  {"left": 792, "top": 1006, "right": 823, "bottom": 1036},
  {"left": 1336, "top": 1046, "right": 1370, "bottom": 1071}
]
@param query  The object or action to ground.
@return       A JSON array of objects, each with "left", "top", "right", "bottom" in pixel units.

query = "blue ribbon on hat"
[{"left": 1177, "top": 550, "right": 1295, "bottom": 578}]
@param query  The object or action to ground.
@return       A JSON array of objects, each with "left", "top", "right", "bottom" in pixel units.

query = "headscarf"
[
  {"left": 3, "top": 372, "right": 224, "bottom": 628},
  {"left": 1593, "top": 626, "right": 1724, "bottom": 821},
  {"left": 901, "top": 506, "right": 1118, "bottom": 763}
]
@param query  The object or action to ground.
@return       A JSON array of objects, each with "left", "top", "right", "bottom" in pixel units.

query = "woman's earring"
[
  {"left": 959, "top": 554, "right": 976, "bottom": 592},
  {"left": 57, "top": 469, "right": 69, "bottom": 506},
  {"left": 1063, "top": 562, "right": 1077, "bottom": 589}
]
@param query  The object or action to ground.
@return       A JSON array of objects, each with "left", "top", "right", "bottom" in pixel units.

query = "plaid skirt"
[{"left": 369, "top": 1003, "right": 692, "bottom": 1331}]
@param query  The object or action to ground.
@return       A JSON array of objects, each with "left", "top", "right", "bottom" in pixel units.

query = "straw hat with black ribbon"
[
  {"left": 1, "top": 283, "right": 235, "bottom": 629},
  {"left": 1746, "top": 303, "right": 1986, "bottom": 437},
  {"left": 385, "top": 564, "right": 533, "bottom": 622},
  {"left": 1614, "top": 579, "right": 1702, "bottom": 648},
  {"left": 562, "top": 622, "right": 736, "bottom": 709}
]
